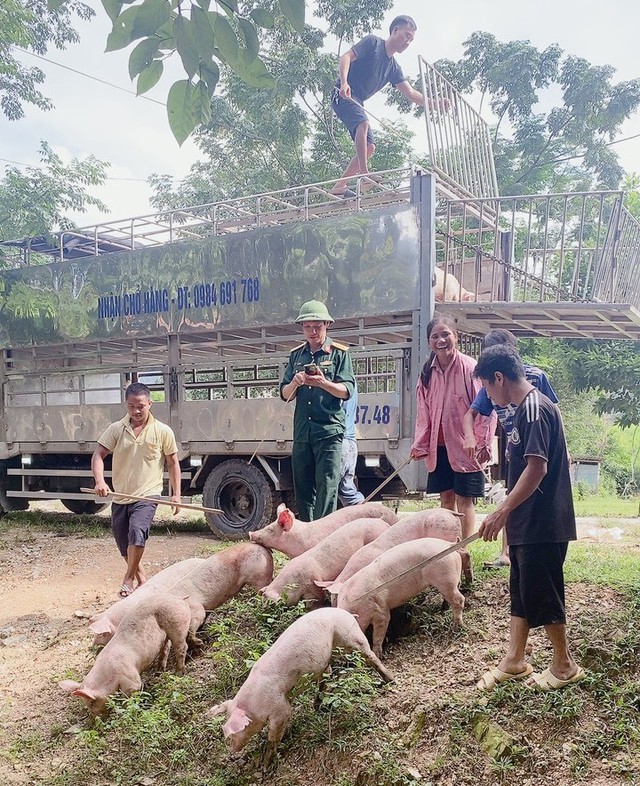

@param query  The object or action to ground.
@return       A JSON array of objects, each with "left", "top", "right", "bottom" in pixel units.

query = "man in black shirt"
[
  {"left": 331, "top": 15, "right": 431, "bottom": 197},
  {"left": 473, "top": 345, "right": 585, "bottom": 691}
]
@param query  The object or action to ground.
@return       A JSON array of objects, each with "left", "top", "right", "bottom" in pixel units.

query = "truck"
[{"left": 1, "top": 64, "right": 639, "bottom": 537}]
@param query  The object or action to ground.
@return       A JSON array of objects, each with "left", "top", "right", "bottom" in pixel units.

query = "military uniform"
[{"left": 281, "top": 336, "right": 355, "bottom": 521}]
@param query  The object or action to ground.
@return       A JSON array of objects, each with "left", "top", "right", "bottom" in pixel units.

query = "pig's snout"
[{"left": 259, "top": 587, "right": 280, "bottom": 602}]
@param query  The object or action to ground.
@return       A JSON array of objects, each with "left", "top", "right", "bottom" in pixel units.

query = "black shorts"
[
  {"left": 426, "top": 445, "right": 485, "bottom": 498},
  {"left": 111, "top": 500, "right": 157, "bottom": 557},
  {"left": 331, "top": 88, "right": 374, "bottom": 144},
  {"left": 509, "top": 542, "right": 569, "bottom": 627}
]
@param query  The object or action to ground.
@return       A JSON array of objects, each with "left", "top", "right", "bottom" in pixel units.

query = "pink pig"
[
  {"left": 248, "top": 502, "right": 398, "bottom": 558},
  {"left": 207, "top": 607, "right": 392, "bottom": 766},
  {"left": 61, "top": 593, "right": 204, "bottom": 716},
  {"left": 322, "top": 508, "right": 463, "bottom": 595},
  {"left": 337, "top": 537, "right": 469, "bottom": 658},
  {"left": 89, "top": 544, "right": 273, "bottom": 645},
  {"left": 259, "top": 517, "right": 390, "bottom": 605}
]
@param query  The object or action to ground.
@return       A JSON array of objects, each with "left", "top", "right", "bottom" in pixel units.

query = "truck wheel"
[
  {"left": 202, "top": 460, "right": 276, "bottom": 539},
  {"left": 61, "top": 499, "right": 109, "bottom": 515}
]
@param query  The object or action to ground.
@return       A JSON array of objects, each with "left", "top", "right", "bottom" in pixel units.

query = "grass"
[{"left": 6, "top": 537, "right": 636, "bottom": 786}]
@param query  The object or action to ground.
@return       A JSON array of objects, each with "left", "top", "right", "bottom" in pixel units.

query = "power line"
[
  {"left": 0, "top": 156, "right": 150, "bottom": 182},
  {"left": 15, "top": 47, "right": 166, "bottom": 107}
]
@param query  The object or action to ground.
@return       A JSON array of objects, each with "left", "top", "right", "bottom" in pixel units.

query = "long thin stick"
[
  {"left": 79, "top": 487, "right": 223, "bottom": 515},
  {"left": 360, "top": 455, "right": 413, "bottom": 504},
  {"left": 350, "top": 532, "right": 480, "bottom": 603}
]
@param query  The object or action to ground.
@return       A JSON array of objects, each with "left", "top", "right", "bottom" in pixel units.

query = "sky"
[{"left": 3, "top": 0, "right": 640, "bottom": 229}]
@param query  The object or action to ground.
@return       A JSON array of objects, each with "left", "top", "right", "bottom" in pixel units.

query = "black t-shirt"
[
  {"left": 506, "top": 390, "right": 576, "bottom": 545},
  {"left": 335, "top": 35, "right": 405, "bottom": 103}
]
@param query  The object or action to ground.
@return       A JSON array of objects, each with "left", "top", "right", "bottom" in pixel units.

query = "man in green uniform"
[{"left": 280, "top": 301, "right": 355, "bottom": 521}]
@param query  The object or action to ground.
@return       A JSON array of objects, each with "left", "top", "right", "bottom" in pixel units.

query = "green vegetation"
[{"left": 2, "top": 525, "right": 638, "bottom": 786}]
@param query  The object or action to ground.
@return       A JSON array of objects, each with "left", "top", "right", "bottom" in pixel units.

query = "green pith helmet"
[{"left": 295, "top": 300, "right": 334, "bottom": 323}]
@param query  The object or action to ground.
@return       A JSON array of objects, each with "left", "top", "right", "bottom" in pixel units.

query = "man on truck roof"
[
  {"left": 330, "top": 15, "right": 445, "bottom": 198},
  {"left": 280, "top": 300, "right": 355, "bottom": 521},
  {"left": 91, "top": 382, "right": 181, "bottom": 598}
]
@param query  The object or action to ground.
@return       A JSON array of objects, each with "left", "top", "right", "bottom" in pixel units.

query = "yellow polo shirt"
[{"left": 97, "top": 413, "right": 178, "bottom": 503}]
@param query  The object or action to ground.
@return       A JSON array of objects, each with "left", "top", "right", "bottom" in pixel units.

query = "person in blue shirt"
[
  {"left": 339, "top": 381, "right": 365, "bottom": 505},
  {"left": 462, "top": 329, "right": 559, "bottom": 568},
  {"left": 331, "top": 16, "right": 439, "bottom": 198}
]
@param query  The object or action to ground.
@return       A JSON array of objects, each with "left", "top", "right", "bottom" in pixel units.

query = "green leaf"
[
  {"left": 234, "top": 52, "right": 276, "bottom": 89},
  {"left": 48, "top": 0, "right": 70, "bottom": 10},
  {"left": 249, "top": 8, "right": 275, "bottom": 29},
  {"left": 105, "top": 0, "right": 171, "bottom": 52},
  {"left": 208, "top": 12, "right": 238, "bottom": 66},
  {"left": 194, "top": 0, "right": 211, "bottom": 9},
  {"left": 199, "top": 59, "right": 220, "bottom": 96},
  {"left": 133, "top": 0, "right": 172, "bottom": 39},
  {"left": 237, "top": 18, "right": 259, "bottom": 65},
  {"left": 190, "top": 5, "right": 214, "bottom": 59},
  {"left": 197, "top": 80, "right": 212, "bottom": 125},
  {"left": 101, "top": 0, "right": 124, "bottom": 22},
  {"left": 278, "top": 0, "right": 304, "bottom": 33},
  {"left": 137, "top": 59, "right": 163, "bottom": 95},
  {"left": 167, "top": 79, "right": 199, "bottom": 145},
  {"left": 173, "top": 16, "right": 199, "bottom": 79},
  {"left": 128, "top": 37, "right": 160, "bottom": 79},
  {"left": 218, "top": 0, "right": 238, "bottom": 15}
]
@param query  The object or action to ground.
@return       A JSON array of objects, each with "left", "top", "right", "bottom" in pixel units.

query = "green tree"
[
  {"left": 98, "top": 0, "right": 307, "bottom": 144},
  {"left": 424, "top": 32, "right": 640, "bottom": 194},
  {"left": 0, "top": 0, "right": 94, "bottom": 120},
  {"left": 623, "top": 172, "right": 640, "bottom": 218},
  {"left": 0, "top": 142, "right": 109, "bottom": 264},
  {"left": 148, "top": 0, "right": 414, "bottom": 206}
]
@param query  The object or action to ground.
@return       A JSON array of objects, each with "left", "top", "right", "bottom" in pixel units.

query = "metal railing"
[
  {"left": 419, "top": 57, "right": 499, "bottom": 201},
  {"left": 0, "top": 169, "right": 414, "bottom": 265},
  {"left": 434, "top": 190, "right": 640, "bottom": 308}
]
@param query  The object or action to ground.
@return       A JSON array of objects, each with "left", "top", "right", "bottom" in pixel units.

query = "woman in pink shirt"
[{"left": 411, "top": 316, "right": 496, "bottom": 539}]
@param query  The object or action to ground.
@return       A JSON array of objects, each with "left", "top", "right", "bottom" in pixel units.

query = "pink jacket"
[{"left": 412, "top": 350, "right": 497, "bottom": 473}]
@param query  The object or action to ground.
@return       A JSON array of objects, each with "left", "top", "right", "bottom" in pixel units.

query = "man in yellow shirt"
[{"left": 91, "top": 383, "right": 181, "bottom": 598}]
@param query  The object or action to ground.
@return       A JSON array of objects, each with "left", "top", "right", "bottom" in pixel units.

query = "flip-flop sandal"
[
  {"left": 476, "top": 664, "right": 534, "bottom": 690},
  {"left": 118, "top": 584, "right": 133, "bottom": 598},
  {"left": 526, "top": 666, "right": 586, "bottom": 691}
]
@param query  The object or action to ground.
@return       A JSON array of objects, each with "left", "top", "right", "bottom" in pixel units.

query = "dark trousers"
[{"left": 292, "top": 434, "right": 343, "bottom": 521}]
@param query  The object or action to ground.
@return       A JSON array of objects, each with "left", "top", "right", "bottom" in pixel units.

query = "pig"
[
  {"left": 61, "top": 593, "right": 204, "bottom": 716},
  {"left": 337, "top": 537, "right": 468, "bottom": 658},
  {"left": 249, "top": 502, "right": 398, "bottom": 558},
  {"left": 89, "top": 557, "right": 206, "bottom": 645},
  {"left": 320, "top": 508, "right": 463, "bottom": 596},
  {"left": 434, "top": 266, "right": 476, "bottom": 302},
  {"left": 260, "top": 517, "right": 390, "bottom": 605},
  {"left": 207, "top": 607, "right": 392, "bottom": 766},
  {"left": 89, "top": 544, "right": 273, "bottom": 645}
]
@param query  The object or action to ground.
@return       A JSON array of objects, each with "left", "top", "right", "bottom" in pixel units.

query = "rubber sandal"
[
  {"left": 526, "top": 666, "right": 586, "bottom": 691},
  {"left": 118, "top": 584, "right": 133, "bottom": 598},
  {"left": 476, "top": 664, "right": 534, "bottom": 690}
]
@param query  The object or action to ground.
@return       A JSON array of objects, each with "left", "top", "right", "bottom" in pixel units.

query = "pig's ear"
[
  {"left": 59, "top": 680, "right": 81, "bottom": 694},
  {"left": 276, "top": 503, "right": 286, "bottom": 516},
  {"left": 72, "top": 687, "right": 97, "bottom": 701},
  {"left": 223, "top": 708, "right": 252, "bottom": 737},
  {"left": 89, "top": 618, "right": 112, "bottom": 635},
  {"left": 278, "top": 507, "right": 294, "bottom": 532}
]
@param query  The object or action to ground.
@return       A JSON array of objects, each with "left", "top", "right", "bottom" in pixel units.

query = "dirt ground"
[{"left": 0, "top": 504, "right": 638, "bottom": 785}]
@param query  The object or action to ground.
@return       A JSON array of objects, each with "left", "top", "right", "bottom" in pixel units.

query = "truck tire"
[
  {"left": 61, "top": 499, "right": 110, "bottom": 515},
  {"left": 202, "top": 460, "right": 276, "bottom": 539}
]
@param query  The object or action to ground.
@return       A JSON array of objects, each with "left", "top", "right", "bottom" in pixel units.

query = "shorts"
[
  {"left": 111, "top": 500, "right": 157, "bottom": 557},
  {"left": 509, "top": 542, "right": 569, "bottom": 627},
  {"left": 331, "top": 88, "right": 374, "bottom": 144},
  {"left": 426, "top": 445, "right": 485, "bottom": 497}
]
